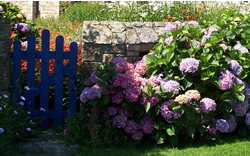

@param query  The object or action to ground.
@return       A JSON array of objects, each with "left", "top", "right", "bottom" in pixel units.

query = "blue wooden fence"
[{"left": 12, "top": 29, "right": 78, "bottom": 128}]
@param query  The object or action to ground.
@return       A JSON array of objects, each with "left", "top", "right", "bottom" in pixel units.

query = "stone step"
[{"left": 15, "top": 128, "right": 80, "bottom": 155}]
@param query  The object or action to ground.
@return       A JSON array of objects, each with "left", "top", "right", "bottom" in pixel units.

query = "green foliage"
[{"left": 0, "top": 93, "right": 38, "bottom": 156}]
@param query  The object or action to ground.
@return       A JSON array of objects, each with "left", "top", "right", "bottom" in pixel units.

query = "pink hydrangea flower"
[
  {"left": 200, "top": 98, "right": 217, "bottom": 114},
  {"left": 179, "top": 58, "right": 199, "bottom": 73}
]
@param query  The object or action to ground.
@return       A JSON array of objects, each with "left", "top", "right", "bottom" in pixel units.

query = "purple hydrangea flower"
[
  {"left": 233, "top": 43, "right": 249, "bottom": 54},
  {"left": 160, "top": 100, "right": 174, "bottom": 119},
  {"left": 188, "top": 20, "right": 199, "bottom": 26},
  {"left": 179, "top": 58, "right": 199, "bottom": 73},
  {"left": 112, "top": 114, "right": 127, "bottom": 128},
  {"left": 0, "top": 6, "right": 3, "bottom": 12},
  {"left": 216, "top": 119, "right": 229, "bottom": 133},
  {"left": 200, "top": 98, "right": 217, "bottom": 114},
  {"left": 218, "top": 70, "right": 234, "bottom": 90},
  {"left": 112, "top": 57, "right": 126, "bottom": 64},
  {"left": 14, "top": 23, "right": 31, "bottom": 33},
  {"left": 80, "top": 87, "right": 101, "bottom": 103},
  {"left": 90, "top": 71, "right": 100, "bottom": 83},
  {"left": 208, "top": 128, "right": 216, "bottom": 135},
  {"left": 132, "top": 130, "right": 143, "bottom": 140},
  {"left": 124, "top": 120, "right": 140, "bottom": 134},
  {"left": 160, "top": 80, "right": 180, "bottom": 94},
  {"left": 108, "top": 107, "right": 117, "bottom": 116},
  {"left": 245, "top": 112, "right": 250, "bottom": 125},
  {"left": 0, "top": 128, "right": 4, "bottom": 133},
  {"left": 231, "top": 98, "right": 249, "bottom": 117},
  {"left": 164, "top": 23, "right": 177, "bottom": 32},
  {"left": 200, "top": 28, "right": 218, "bottom": 46},
  {"left": 228, "top": 60, "right": 243, "bottom": 76},
  {"left": 227, "top": 115, "right": 237, "bottom": 133},
  {"left": 111, "top": 91, "right": 124, "bottom": 104}
]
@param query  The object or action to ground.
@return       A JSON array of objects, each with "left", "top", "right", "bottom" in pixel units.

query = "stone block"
[
  {"left": 135, "top": 27, "right": 158, "bottom": 43},
  {"left": 112, "top": 32, "right": 126, "bottom": 44},
  {"left": 0, "top": 24, "right": 11, "bottom": 40},
  {"left": 82, "top": 24, "right": 112, "bottom": 44},
  {"left": 109, "top": 21, "right": 125, "bottom": 33},
  {"left": 0, "top": 40, "right": 11, "bottom": 54},
  {"left": 144, "top": 22, "right": 153, "bottom": 27},
  {"left": 0, "top": 54, "right": 10, "bottom": 91},
  {"left": 127, "top": 44, "right": 141, "bottom": 52},
  {"left": 81, "top": 62, "right": 101, "bottom": 79},
  {"left": 132, "top": 22, "right": 143, "bottom": 27},
  {"left": 82, "top": 44, "right": 102, "bottom": 62},
  {"left": 126, "top": 29, "right": 140, "bottom": 44},
  {"left": 124, "top": 56, "right": 142, "bottom": 63},
  {"left": 124, "top": 22, "right": 133, "bottom": 28},
  {"left": 102, "top": 44, "right": 126, "bottom": 54},
  {"left": 103, "top": 54, "right": 114, "bottom": 63},
  {"left": 127, "top": 51, "right": 139, "bottom": 57},
  {"left": 127, "top": 43, "right": 156, "bottom": 52},
  {"left": 100, "top": 21, "right": 110, "bottom": 26},
  {"left": 153, "top": 22, "right": 165, "bottom": 27},
  {"left": 153, "top": 27, "right": 166, "bottom": 36}
]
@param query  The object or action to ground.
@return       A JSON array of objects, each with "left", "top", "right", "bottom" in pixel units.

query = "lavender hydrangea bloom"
[
  {"left": 132, "top": 130, "right": 143, "bottom": 140},
  {"left": 232, "top": 99, "right": 249, "bottom": 117},
  {"left": 227, "top": 115, "right": 237, "bottom": 133},
  {"left": 164, "top": 24, "right": 177, "bottom": 32},
  {"left": 208, "top": 128, "right": 216, "bottom": 135},
  {"left": 228, "top": 60, "right": 243, "bottom": 76},
  {"left": 80, "top": 87, "right": 101, "bottom": 103},
  {"left": 216, "top": 119, "right": 229, "bottom": 133},
  {"left": 160, "top": 80, "right": 180, "bottom": 94},
  {"left": 108, "top": 107, "right": 117, "bottom": 116},
  {"left": 179, "top": 58, "right": 199, "bottom": 73},
  {"left": 164, "top": 36, "right": 174, "bottom": 44},
  {"left": 245, "top": 112, "right": 250, "bottom": 126},
  {"left": 200, "top": 98, "right": 217, "bottom": 114},
  {"left": 140, "top": 114, "right": 155, "bottom": 134},
  {"left": 218, "top": 70, "right": 234, "bottom": 90},
  {"left": 112, "top": 57, "right": 126, "bottom": 64},
  {"left": 160, "top": 100, "right": 181, "bottom": 121},
  {"left": 200, "top": 28, "right": 218, "bottom": 46},
  {"left": 112, "top": 114, "right": 127, "bottom": 128},
  {"left": 14, "top": 23, "right": 31, "bottom": 33},
  {"left": 90, "top": 71, "right": 100, "bottom": 83},
  {"left": 124, "top": 120, "right": 140, "bottom": 134},
  {"left": 233, "top": 43, "right": 249, "bottom": 54}
]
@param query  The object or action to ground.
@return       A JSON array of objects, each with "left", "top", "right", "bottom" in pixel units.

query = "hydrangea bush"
[{"left": 66, "top": 11, "right": 250, "bottom": 147}]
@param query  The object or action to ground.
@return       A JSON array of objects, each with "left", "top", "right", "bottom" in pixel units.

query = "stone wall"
[
  {"left": 8, "top": 1, "right": 59, "bottom": 20},
  {"left": 81, "top": 21, "right": 185, "bottom": 79},
  {"left": 0, "top": 19, "right": 11, "bottom": 96}
]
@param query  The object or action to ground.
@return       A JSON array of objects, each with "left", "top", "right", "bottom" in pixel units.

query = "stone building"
[{"left": 7, "top": 1, "right": 59, "bottom": 21}]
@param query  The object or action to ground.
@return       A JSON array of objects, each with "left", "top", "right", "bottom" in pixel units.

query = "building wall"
[{"left": 9, "top": 1, "right": 59, "bottom": 20}]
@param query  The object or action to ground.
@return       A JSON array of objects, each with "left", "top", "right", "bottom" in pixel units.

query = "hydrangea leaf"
[
  {"left": 145, "top": 102, "right": 151, "bottom": 113},
  {"left": 167, "top": 135, "right": 178, "bottom": 145},
  {"left": 187, "top": 124, "right": 196, "bottom": 138}
]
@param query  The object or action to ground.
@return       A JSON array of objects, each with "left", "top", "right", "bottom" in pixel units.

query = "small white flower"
[
  {"left": 14, "top": 110, "right": 18, "bottom": 115},
  {"left": 27, "top": 111, "right": 31, "bottom": 115},
  {"left": 19, "top": 102, "right": 25, "bottom": 106},
  {"left": 20, "top": 96, "right": 26, "bottom": 101},
  {"left": 26, "top": 128, "right": 31, "bottom": 132},
  {"left": 40, "top": 108, "right": 45, "bottom": 111},
  {"left": 3, "top": 94, "right": 8, "bottom": 98},
  {"left": 140, "top": 12, "right": 147, "bottom": 18},
  {"left": 0, "top": 107, "right": 2, "bottom": 111},
  {"left": 24, "top": 86, "right": 30, "bottom": 90},
  {"left": 0, "top": 128, "right": 4, "bottom": 133}
]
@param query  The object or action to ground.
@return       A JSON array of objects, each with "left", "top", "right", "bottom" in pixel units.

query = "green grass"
[{"left": 71, "top": 134, "right": 250, "bottom": 156}]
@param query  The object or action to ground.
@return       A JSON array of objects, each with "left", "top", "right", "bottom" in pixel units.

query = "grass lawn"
[{"left": 71, "top": 134, "right": 250, "bottom": 156}]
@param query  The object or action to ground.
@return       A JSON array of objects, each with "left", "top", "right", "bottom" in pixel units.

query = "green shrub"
[
  {"left": 65, "top": 11, "right": 250, "bottom": 147},
  {"left": 0, "top": 90, "right": 39, "bottom": 155}
]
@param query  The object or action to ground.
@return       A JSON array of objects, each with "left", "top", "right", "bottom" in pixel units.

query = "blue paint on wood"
[
  {"left": 26, "top": 35, "right": 36, "bottom": 117},
  {"left": 40, "top": 29, "right": 50, "bottom": 127},
  {"left": 54, "top": 35, "right": 64, "bottom": 127},
  {"left": 11, "top": 29, "right": 78, "bottom": 128},
  {"left": 12, "top": 41, "right": 22, "bottom": 102},
  {"left": 68, "top": 42, "right": 78, "bottom": 118}
]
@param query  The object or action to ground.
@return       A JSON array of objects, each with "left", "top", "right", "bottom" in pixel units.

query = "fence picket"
[
  {"left": 26, "top": 35, "right": 36, "bottom": 116},
  {"left": 68, "top": 42, "right": 78, "bottom": 118},
  {"left": 40, "top": 29, "right": 50, "bottom": 127},
  {"left": 12, "top": 41, "right": 22, "bottom": 102},
  {"left": 54, "top": 36, "right": 64, "bottom": 127}
]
